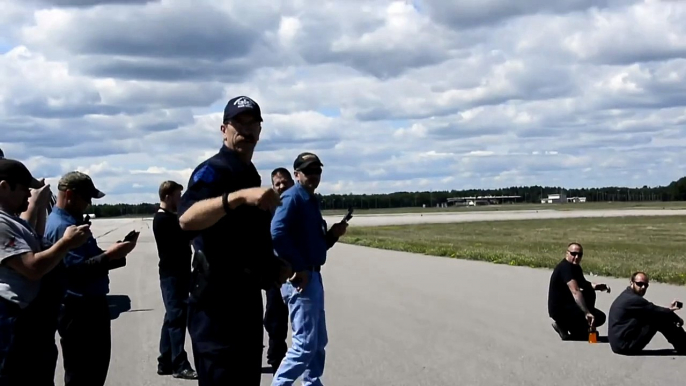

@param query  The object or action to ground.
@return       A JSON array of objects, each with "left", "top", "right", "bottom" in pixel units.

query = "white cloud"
[{"left": 1, "top": 0, "right": 686, "bottom": 204}]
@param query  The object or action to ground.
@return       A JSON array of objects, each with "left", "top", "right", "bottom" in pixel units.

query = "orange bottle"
[{"left": 588, "top": 327, "right": 598, "bottom": 343}]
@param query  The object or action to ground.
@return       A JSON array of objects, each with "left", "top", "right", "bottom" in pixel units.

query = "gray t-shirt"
[{"left": 0, "top": 210, "right": 43, "bottom": 308}]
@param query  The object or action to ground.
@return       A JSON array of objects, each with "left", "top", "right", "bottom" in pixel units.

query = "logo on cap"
[{"left": 233, "top": 97, "right": 255, "bottom": 109}]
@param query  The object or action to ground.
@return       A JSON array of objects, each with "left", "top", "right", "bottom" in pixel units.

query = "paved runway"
[
  {"left": 53, "top": 210, "right": 686, "bottom": 385},
  {"left": 323, "top": 208, "right": 686, "bottom": 227}
]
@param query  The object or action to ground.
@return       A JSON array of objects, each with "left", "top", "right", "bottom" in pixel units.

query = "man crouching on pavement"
[
  {"left": 547, "top": 242, "right": 611, "bottom": 340},
  {"left": 270, "top": 153, "right": 348, "bottom": 386}
]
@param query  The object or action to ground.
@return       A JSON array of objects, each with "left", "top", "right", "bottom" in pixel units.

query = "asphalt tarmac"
[{"left": 52, "top": 209, "right": 686, "bottom": 385}]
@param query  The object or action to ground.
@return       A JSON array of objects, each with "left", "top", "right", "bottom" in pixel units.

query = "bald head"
[{"left": 630, "top": 271, "right": 649, "bottom": 296}]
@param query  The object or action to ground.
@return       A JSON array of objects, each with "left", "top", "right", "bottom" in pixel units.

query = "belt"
[{"left": 306, "top": 265, "right": 321, "bottom": 272}]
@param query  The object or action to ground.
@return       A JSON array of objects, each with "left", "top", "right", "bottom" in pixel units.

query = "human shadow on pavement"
[
  {"left": 628, "top": 349, "right": 686, "bottom": 356},
  {"left": 107, "top": 295, "right": 131, "bottom": 320}
]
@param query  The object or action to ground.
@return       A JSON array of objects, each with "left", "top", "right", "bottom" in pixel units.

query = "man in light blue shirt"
[
  {"left": 44, "top": 171, "right": 138, "bottom": 386},
  {"left": 270, "top": 152, "right": 348, "bottom": 386}
]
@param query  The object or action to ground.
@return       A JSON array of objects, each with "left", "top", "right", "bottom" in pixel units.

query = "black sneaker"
[
  {"left": 551, "top": 321, "right": 570, "bottom": 340},
  {"left": 157, "top": 366, "right": 172, "bottom": 376},
  {"left": 173, "top": 369, "right": 199, "bottom": 380}
]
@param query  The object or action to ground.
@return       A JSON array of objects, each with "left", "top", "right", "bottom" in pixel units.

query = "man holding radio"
[
  {"left": 270, "top": 152, "right": 349, "bottom": 386},
  {"left": 608, "top": 271, "right": 686, "bottom": 355}
]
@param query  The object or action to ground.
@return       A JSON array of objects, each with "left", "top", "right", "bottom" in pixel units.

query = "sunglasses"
[
  {"left": 567, "top": 251, "right": 583, "bottom": 257},
  {"left": 299, "top": 167, "right": 322, "bottom": 176},
  {"left": 633, "top": 281, "right": 649, "bottom": 288}
]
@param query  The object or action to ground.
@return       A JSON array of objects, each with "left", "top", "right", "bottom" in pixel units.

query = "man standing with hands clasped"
[{"left": 270, "top": 152, "right": 348, "bottom": 386}]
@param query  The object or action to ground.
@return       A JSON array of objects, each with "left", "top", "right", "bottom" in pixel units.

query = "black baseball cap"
[
  {"left": 293, "top": 152, "right": 324, "bottom": 171},
  {"left": 58, "top": 171, "right": 106, "bottom": 199},
  {"left": 223, "top": 96, "right": 263, "bottom": 123},
  {"left": 0, "top": 158, "right": 43, "bottom": 189}
]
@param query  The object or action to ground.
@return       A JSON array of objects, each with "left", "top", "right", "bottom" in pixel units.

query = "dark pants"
[
  {"left": 264, "top": 285, "right": 289, "bottom": 366},
  {"left": 158, "top": 272, "right": 192, "bottom": 373},
  {"left": 0, "top": 298, "right": 28, "bottom": 386},
  {"left": 188, "top": 288, "right": 264, "bottom": 386},
  {"left": 552, "top": 288, "right": 606, "bottom": 339},
  {"left": 611, "top": 316, "right": 686, "bottom": 355},
  {"left": 22, "top": 266, "right": 66, "bottom": 386},
  {"left": 58, "top": 294, "right": 111, "bottom": 386}
]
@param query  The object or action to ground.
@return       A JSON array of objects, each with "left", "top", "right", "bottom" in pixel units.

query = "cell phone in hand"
[
  {"left": 123, "top": 230, "right": 139, "bottom": 242},
  {"left": 342, "top": 207, "right": 354, "bottom": 223},
  {"left": 676, "top": 301, "right": 683, "bottom": 309},
  {"left": 84, "top": 214, "right": 91, "bottom": 226}
]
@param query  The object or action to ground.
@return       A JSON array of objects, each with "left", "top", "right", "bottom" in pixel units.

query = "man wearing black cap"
[
  {"left": 0, "top": 159, "right": 91, "bottom": 385},
  {"left": 0, "top": 149, "right": 55, "bottom": 234},
  {"left": 270, "top": 152, "right": 348, "bottom": 386},
  {"left": 178, "top": 96, "right": 291, "bottom": 386},
  {"left": 43, "top": 171, "right": 139, "bottom": 386}
]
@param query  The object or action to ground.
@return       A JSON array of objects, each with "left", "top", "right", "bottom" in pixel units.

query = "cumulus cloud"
[{"left": 1, "top": 0, "right": 686, "bottom": 204}]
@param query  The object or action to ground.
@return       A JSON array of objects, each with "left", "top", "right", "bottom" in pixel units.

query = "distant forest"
[{"left": 87, "top": 176, "right": 686, "bottom": 218}]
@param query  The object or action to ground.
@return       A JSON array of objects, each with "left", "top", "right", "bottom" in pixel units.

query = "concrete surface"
[
  {"left": 51, "top": 210, "right": 686, "bottom": 386},
  {"left": 322, "top": 208, "right": 686, "bottom": 227}
]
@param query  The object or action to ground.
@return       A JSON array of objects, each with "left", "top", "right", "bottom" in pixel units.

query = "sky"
[{"left": 1, "top": 0, "right": 686, "bottom": 204}]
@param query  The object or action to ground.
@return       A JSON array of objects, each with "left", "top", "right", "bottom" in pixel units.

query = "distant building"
[
  {"left": 541, "top": 193, "right": 567, "bottom": 204},
  {"left": 540, "top": 193, "right": 587, "bottom": 204},
  {"left": 447, "top": 195, "right": 521, "bottom": 207}
]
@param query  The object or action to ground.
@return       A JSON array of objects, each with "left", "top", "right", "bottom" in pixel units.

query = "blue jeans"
[{"left": 272, "top": 271, "right": 327, "bottom": 386}]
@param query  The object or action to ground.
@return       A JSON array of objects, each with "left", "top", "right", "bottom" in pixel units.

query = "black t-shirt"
[
  {"left": 608, "top": 287, "right": 680, "bottom": 352},
  {"left": 547, "top": 258, "right": 589, "bottom": 317},
  {"left": 152, "top": 208, "right": 192, "bottom": 276}
]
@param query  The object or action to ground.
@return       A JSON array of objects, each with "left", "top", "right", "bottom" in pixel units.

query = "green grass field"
[
  {"left": 321, "top": 200, "right": 686, "bottom": 216},
  {"left": 339, "top": 215, "right": 686, "bottom": 285}
]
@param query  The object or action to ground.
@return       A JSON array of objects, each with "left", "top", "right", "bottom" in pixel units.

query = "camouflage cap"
[{"left": 58, "top": 171, "right": 105, "bottom": 199}]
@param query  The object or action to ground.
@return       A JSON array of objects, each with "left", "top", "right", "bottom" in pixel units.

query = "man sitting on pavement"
[
  {"left": 548, "top": 242, "right": 611, "bottom": 340},
  {"left": 608, "top": 271, "right": 686, "bottom": 355}
]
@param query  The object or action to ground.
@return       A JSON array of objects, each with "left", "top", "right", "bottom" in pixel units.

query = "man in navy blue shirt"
[
  {"left": 271, "top": 152, "right": 348, "bottom": 386},
  {"left": 178, "top": 96, "right": 291, "bottom": 386},
  {"left": 44, "top": 171, "right": 139, "bottom": 386}
]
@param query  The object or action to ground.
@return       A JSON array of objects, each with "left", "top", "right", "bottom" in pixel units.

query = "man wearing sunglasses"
[
  {"left": 548, "top": 242, "right": 611, "bottom": 340},
  {"left": 270, "top": 152, "right": 348, "bottom": 386},
  {"left": 608, "top": 271, "right": 686, "bottom": 355}
]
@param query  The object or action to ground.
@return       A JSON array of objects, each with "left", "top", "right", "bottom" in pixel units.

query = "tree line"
[{"left": 87, "top": 177, "right": 686, "bottom": 217}]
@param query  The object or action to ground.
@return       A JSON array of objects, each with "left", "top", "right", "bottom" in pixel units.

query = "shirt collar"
[
  {"left": 294, "top": 183, "right": 319, "bottom": 203},
  {"left": 218, "top": 144, "right": 258, "bottom": 175},
  {"left": 52, "top": 206, "right": 80, "bottom": 224}
]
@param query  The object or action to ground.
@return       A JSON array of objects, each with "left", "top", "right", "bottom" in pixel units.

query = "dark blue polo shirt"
[
  {"left": 178, "top": 145, "right": 279, "bottom": 296},
  {"left": 45, "top": 207, "right": 110, "bottom": 297},
  {"left": 271, "top": 183, "right": 329, "bottom": 272}
]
